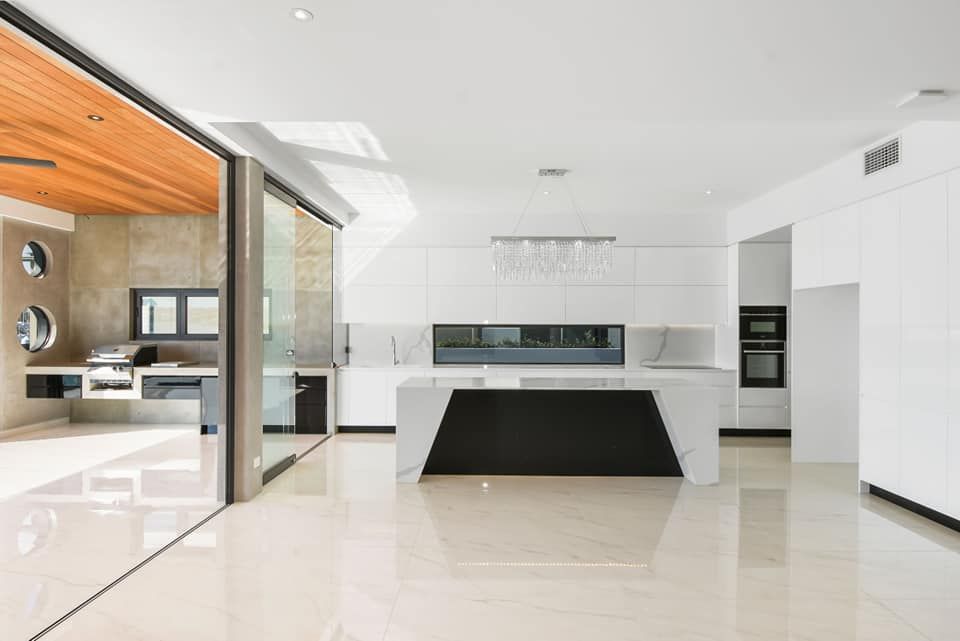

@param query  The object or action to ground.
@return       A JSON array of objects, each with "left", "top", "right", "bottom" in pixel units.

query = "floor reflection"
[
  {"left": 27, "top": 435, "right": 960, "bottom": 641},
  {"left": 0, "top": 423, "right": 221, "bottom": 640}
]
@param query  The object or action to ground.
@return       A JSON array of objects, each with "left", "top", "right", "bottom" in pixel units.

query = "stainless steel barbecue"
[{"left": 82, "top": 344, "right": 158, "bottom": 399}]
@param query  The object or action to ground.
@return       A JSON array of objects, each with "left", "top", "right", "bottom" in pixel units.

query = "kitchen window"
[{"left": 132, "top": 289, "right": 272, "bottom": 340}]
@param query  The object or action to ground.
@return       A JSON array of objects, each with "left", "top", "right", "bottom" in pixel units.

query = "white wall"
[{"left": 791, "top": 285, "right": 859, "bottom": 463}]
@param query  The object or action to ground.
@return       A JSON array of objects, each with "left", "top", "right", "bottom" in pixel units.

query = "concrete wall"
[
  {"left": 294, "top": 215, "right": 333, "bottom": 366},
  {"left": 69, "top": 214, "right": 220, "bottom": 361},
  {"left": 0, "top": 217, "right": 73, "bottom": 433}
]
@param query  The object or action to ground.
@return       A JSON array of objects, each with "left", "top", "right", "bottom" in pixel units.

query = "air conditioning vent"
[{"left": 864, "top": 137, "right": 900, "bottom": 176}]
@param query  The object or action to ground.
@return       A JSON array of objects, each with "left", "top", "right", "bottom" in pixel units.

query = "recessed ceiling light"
[
  {"left": 87, "top": 114, "right": 104, "bottom": 121},
  {"left": 705, "top": 189, "right": 713, "bottom": 196},
  {"left": 897, "top": 89, "right": 950, "bottom": 109},
  {"left": 290, "top": 7, "right": 314, "bottom": 21},
  {"left": 543, "top": 190, "right": 550, "bottom": 195},
  {"left": 37, "top": 191, "right": 48, "bottom": 195}
]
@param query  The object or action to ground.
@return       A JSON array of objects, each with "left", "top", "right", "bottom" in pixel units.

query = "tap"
[{"left": 391, "top": 335, "right": 399, "bottom": 366}]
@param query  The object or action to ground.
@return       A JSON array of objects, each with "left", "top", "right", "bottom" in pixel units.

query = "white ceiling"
[{"left": 15, "top": 0, "right": 960, "bottom": 230}]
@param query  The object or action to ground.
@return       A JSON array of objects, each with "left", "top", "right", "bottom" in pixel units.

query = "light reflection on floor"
[
  {"left": 36, "top": 434, "right": 960, "bottom": 641},
  {"left": 0, "top": 423, "right": 222, "bottom": 641}
]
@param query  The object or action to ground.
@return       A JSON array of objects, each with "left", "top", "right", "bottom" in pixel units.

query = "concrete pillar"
[{"left": 221, "top": 157, "right": 264, "bottom": 501}]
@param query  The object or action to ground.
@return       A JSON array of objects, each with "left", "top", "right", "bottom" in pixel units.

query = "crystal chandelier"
[{"left": 491, "top": 169, "right": 615, "bottom": 281}]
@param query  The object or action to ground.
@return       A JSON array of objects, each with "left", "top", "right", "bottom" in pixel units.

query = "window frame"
[
  {"left": 131, "top": 288, "right": 218, "bottom": 341},
  {"left": 131, "top": 288, "right": 272, "bottom": 341}
]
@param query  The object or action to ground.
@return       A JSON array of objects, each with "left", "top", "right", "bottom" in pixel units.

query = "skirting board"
[
  {"left": 338, "top": 425, "right": 396, "bottom": 434},
  {"left": 0, "top": 416, "right": 69, "bottom": 440},
  {"left": 868, "top": 484, "right": 960, "bottom": 534},
  {"left": 719, "top": 428, "right": 791, "bottom": 437}
]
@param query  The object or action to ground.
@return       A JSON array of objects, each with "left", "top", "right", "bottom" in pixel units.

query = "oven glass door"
[
  {"left": 739, "top": 316, "right": 787, "bottom": 341},
  {"left": 741, "top": 348, "right": 785, "bottom": 388}
]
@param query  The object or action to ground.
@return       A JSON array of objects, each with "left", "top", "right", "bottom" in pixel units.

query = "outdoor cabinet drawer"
[
  {"left": 142, "top": 376, "right": 202, "bottom": 400},
  {"left": 27, "top": 374, "right": 81, "bottom": 399}
]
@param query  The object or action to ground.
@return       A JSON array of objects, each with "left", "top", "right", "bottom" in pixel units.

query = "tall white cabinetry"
[
  {"left": 898, "top": 177, "right": 949, "bottom": 511},
  {"left": 949, "top": 171, "right": 960, "bottom": 518},
  {"left": 792, "top": 205, "right": 860, "bottom": 290},
  {"left": 858, "top": 192, "right": 901, "bottom": 492},
  {"left": 856, "top": 173, "right": 960, "bottom": 519}
]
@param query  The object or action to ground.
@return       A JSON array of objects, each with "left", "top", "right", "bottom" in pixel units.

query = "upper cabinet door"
[
  {"left": 791, "top": 217, "right": 823, "bottom": 290},
  {"left": 822, "top": 204, "right": 861, "bottom": 286},
  {"left": 947, "top": 169, "right": 960, "bottom": 519}
]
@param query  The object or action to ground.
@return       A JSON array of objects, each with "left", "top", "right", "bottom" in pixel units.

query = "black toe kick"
[{"left": 422, "top": 389, "right": 682, "bottom": 476}]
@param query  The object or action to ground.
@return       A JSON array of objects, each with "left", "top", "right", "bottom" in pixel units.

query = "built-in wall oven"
[
  {"left": 740, "top": 306, "right": 786, "bottom": 388},
  {"left": 740, "top": 340, "right": 786, "bottom": 388},
  {"left": 740, "top": 306, "right": 787, "bottom": 341}
]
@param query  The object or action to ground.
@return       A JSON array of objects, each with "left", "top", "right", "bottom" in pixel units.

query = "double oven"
[{"left": 740, "top": 306, "right": 786, "bottom": 388}]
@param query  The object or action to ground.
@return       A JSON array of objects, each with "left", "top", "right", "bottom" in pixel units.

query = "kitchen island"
[{"left": 396, "top": 375, "right": 720, "bottom": 485}]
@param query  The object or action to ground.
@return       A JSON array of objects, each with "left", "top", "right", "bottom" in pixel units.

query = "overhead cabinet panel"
[
  {"left": 342, "top": 285, "right": 427, "bottom": 323},
  {"left": 428, "top": 286, "right": 497, "bottom": 322},
  {"left": 791, "top": 217, "right": 823, "bottom": 290},
  {"left": 634, "top": 285, "right": 726, "bottom": 325},
  {"left": 821, "top": 204, "right": 861, "bottom": 286},
  {"left": 427, "top": 248, "right": 496, "bottom": 286},
  {"left": 342, "top": 248, "right": 427, "bottom": 286},
  {"left": 564, "top": 286, "right": 635, "bottom": 323},
  {"left": 635, "top": 247, "right": 727, "bottom": 285},
  {"left": 496, "top": 286, "right": 564, "bottom": 323}
]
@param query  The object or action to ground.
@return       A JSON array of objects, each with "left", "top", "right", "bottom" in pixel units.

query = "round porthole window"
[
  {"left": 16, "top": 306, "right": 55, "bottom": 352},
  {"left": 21, "top": 241, "right": 49, "bottom": 278}
]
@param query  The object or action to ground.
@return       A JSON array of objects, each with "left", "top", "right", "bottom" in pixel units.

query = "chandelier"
[{"left": 491, "top": 169, "right": 615, "bottom": 281}]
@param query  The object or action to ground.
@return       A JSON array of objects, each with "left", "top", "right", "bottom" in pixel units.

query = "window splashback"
[{"left": 433, "top": 324, "right": 624, "bottom": 365}]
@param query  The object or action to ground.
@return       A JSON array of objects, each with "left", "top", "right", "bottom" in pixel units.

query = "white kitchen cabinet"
[
  {"left": 567, "top": 247, "right": 636, "bottom": 284},
  {"left": 337, "top": 368, "right": 388, "bottom": 426},
  {"left": 821, "top": 204, "right": 861, "bottom": 285},
  {"left": 635, "top": 285, "right": 726, "bottom": 325},
  {"left": 427, "top": 248, "right": 495, "bottom": 286},
  {"left": 739, "top": 243, "right": 791, "bottom": 306},
  {"left": 337, "top": 368, "right": 426, "bottom": 427},
  {"left": 791, "top": 217, "right": 823, "bottom": 290},
  {"left": 898, "top": 175, "right": 949, "bottom": 510},
  {"left": 497, "top": 285, "right": 564, "bottom": 322},
  {"left": 342, "top": 247, "right": 427, "bottom": 286},
  {"left": 858, "top": 191, "right": 901, "bottom": 492},
  {"left": 428, "top": 286, "right": 496, "bottom": 322},
  {"left": 947, "top": 169, "right": 960, "bottom": 518},
  {"left": 564, "top": 285, "right": 634, "bottom": 323},
  {"left": 343, "top": 285, "right": 427, "bottom": 323},
  {"left": 635, "top": 247, "right": 726, "bottom": 285}
]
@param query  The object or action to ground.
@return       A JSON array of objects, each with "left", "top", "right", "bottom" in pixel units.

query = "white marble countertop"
[{"left": 399, "top": 375, "right": 720, "bottom": 391}]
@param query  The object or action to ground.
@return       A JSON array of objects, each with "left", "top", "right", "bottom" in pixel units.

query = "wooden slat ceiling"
[{"left": 0, "top": 27, "right": 219, "bottom": 215}]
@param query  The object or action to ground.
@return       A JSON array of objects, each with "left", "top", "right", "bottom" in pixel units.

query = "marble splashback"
[{"left": 346, "top": 323, "right": 716, "bottom": 368}]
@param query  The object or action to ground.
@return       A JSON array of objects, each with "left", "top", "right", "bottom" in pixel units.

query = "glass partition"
[
  {"left": 261, "top": 190, "right": 298, "bottom": 477},
  {"left": 433, "top": 324, "right": 625, "bottom": 365}
]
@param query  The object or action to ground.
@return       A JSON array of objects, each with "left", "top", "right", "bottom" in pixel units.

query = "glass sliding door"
[{"left": 262, "top": 188, "right": 298, "bottom": 478}]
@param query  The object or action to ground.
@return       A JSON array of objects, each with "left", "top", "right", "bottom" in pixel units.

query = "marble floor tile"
[
  {"left": 0, "top": 423, "right": 223, "bottom": 640},
  {"left": 26, "top": 435, "right": 960, "bottom": 641}
]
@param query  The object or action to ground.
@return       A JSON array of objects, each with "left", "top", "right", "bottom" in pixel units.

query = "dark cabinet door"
[
  {"left": 295, "top": 376, "right": 327, "bottom": 434},
  {"left": 26, "top": 374, "right": 81, "bottom": 399}
]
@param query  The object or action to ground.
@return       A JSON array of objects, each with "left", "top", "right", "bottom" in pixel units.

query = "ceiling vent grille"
[{"left": 864, "top": 137, "right": 901, "bottom": 176}]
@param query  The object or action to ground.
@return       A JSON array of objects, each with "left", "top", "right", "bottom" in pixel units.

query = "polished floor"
[
  {"left": 0, "top": 424, "right": 223, "bottom": 641},
  {"left": 28, "top": 434, "right": 960, "bottom": 641}
]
